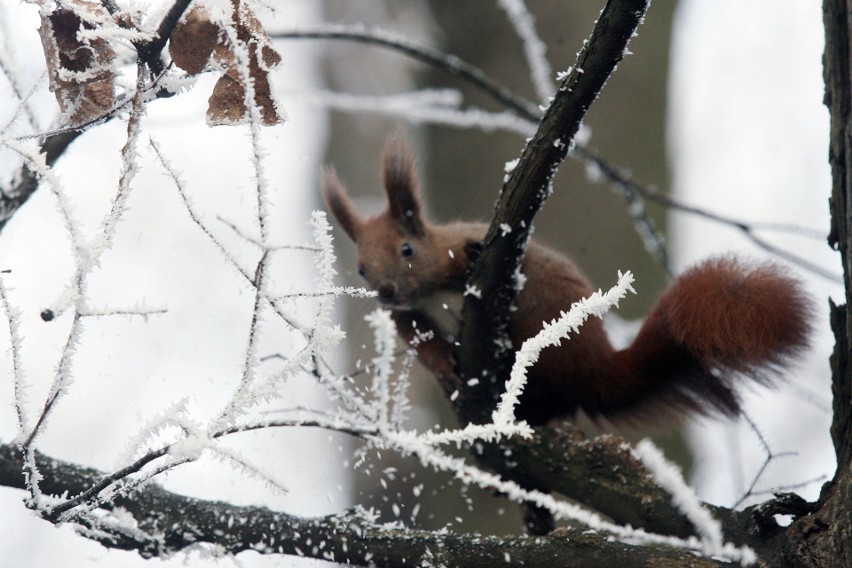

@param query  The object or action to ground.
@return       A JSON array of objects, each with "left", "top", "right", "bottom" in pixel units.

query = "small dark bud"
[{"left": 40, "top": 309, "right": 54, "bottom": 322}]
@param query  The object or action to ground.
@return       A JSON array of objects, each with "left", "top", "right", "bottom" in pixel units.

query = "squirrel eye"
[
  {"left": 357, "top": 265, "right": 366, "bottom": 278},
  {"left": 400, "top": 243, "right": 413, "bottom": 257}
]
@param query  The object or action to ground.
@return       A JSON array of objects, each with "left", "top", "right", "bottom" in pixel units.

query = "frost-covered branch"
[
  {"left": 271, "top": 25, "right": 539, "bottom": 119},
  {"left": 458, "top": 0, "right": 652, "bottom": 424},
  {"left": 0, "top": 277, "right": 27, "bottom": 436},
  {"left": 497, "top": 0, "right": 554, "bottom": 104},
  {"left": 493, "top": 271, "right": 636, "bottom": 426},
  {"left": 574, "top": 144, "right": 839, "bottom": 282},
  {"left": 0, "top": 0, "right": 193, "bottom": 232},
  {"left": 285, "top": 88, "right": 535, "bottom": 136},
  {"left": 632, "top": 440, "right": 734, "bottom": 559},
  {"left": 0, "top": 4, "right": 41, "bottom": 133},
  {"left": 0, "top": 442, "right": 732, "bottom": 567},
  {"left": 87, "top": 62, "right": 146, "bottom": 270},
  {"left": 16, "top": 267, "right": 741, "bottom": 559},
  {"left": 17, "top": 60, "right": 148, "bottom": 456},
  {"left": 135, "top": 0, "right": 195, "bottom": 75}
]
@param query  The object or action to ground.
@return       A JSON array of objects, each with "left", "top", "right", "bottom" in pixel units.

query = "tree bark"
[
  {"left": 778, "top": 1, "right": 852, "bottom": 566},
  {"left": 0, "top": 443, "right": 727, "bottom": 567},
  {"left": 456, "top": 0, "right": 653, "bottom": 425}
]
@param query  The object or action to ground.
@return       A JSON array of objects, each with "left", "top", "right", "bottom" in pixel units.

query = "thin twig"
[
  {"left": 0, "top": 278, "right": 28, "bottom": 436},
  {"left": 46, "top": 416, "right": 378, "bottom": 520},
  {"left": 271, "top": 26, "right": 539, "bottom": 118},
  {"left": 747, "top": 474, "right": 829, "bottom": 499},
  {"left": 0, "top": 0, "right": 193, "bottom": 232},
  {"left": 497, "top": 0, "right": 555, "bottom": 104},
  {"left": 732, "top": 413, "right": 798, "bottom": 510}
]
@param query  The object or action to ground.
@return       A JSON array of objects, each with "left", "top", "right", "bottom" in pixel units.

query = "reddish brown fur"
[{"left": 322, "top": 139, "right": 813, "bottom": 426}]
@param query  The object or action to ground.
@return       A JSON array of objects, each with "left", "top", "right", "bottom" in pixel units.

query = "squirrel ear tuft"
[
  {"left": 321, "top": 166, "right": 364, "bottom": 241},
  {"left": 383, "top": 136, "right": 425, "bottom": 237}
]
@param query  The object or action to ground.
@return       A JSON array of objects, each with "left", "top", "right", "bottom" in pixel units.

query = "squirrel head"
[{"left": 322, "top": 137, "right": 456, "bottom": 309}]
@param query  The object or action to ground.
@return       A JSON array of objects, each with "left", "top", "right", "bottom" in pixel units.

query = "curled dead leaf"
[
  {"left": 169, "top": 5, "right": 220, "bottom": 75},
  {"left": 206, "top": 0, "right": 284, "bottom": 126},
  {"left": 208, "top": 67, "right": 282, "bottom": 126},
  {"left": 38, "top": 0, "right": 117, "bottom": 126}
]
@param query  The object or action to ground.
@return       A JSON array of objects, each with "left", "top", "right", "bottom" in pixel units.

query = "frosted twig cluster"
[
  {"left": 0, "top": 7, "right": 373, "bottom": 532},
  {"left": 5, "top": 64, "right": 158, "bottom": 517},
  {"left": 497, "top": 0, "right": 555, "bottom": 103},
  {"left": 317, "top": 271, "right": 756, "bottom": 565}
]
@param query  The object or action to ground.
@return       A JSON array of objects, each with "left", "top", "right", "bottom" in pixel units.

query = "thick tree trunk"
[{"left": 782, "top": 1, "right": 852, "bottom": 566}]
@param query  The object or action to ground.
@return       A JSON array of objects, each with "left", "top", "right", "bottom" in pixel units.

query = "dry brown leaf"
[
  {"left": 37, "top": 0, "right": 117, "bottom": 126},
  {"left": 206, "top": 0, "right": 283, "bottom": 126},
  {"left": 169, "top": 5, "right": 220, "bottom": 75}
]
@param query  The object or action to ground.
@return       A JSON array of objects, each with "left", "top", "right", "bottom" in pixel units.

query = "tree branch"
[
  {"left": 134, "top": 0, "right": 193, "bottom": 75},
  {"left": 0, "top": 442, "right": 731, "bottom": 567},
  {"left": 758, "top": 1, "right": 852, "bottom": 566},
  {"left": 272, "top": 27, "right": 538, "bottom": 119},
  {"left": 0, "top": 0, "right": 194, "bottom": 233},
  {"left": 456, "top": 0, "right": 651, "bottom": 423}
]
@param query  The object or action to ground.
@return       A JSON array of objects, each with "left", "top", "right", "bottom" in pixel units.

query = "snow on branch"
[
  {"left": 497, "top": 0, "right": 555, "bottom": 103},
  {"left": 87, "top": 62, "right": 146, "bottom": 269},
  {"left": 365, "top": 309, "right": 396, "bottom": 429},
  {"left": 0, "top": 277, "right": 27, "bottom": 438},
  {"left": 272, "top": 24, "right": 539, "bottom": 119},
  {"left": 0, "top": 441, "right": 741, "bottom": 565},
  {"left": 77, "top": 303, "right": 168, "bottom": 319},
  {"left": 630, "top": 439, "right": 756, "bottom": 563},
  {"left": 150, "top": 136, "right": 255, "bottom": 282},
  {"left": 1, "top": 138, "right": 87, "bottom": 266},
  {"left": 380, "top": 426, "right": 757, "bottom": 566},
  {"left": 0, "top": 7, "right": 42, "bottom": 133},
  {"left": 493, "top": 270, "right": 636, "bottom": 426},
  {"left": 287, "top": 88, "right": 536, "bottom": 136}
]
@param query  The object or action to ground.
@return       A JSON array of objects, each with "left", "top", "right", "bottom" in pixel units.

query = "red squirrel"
[{"left": 322, "top": 139, "right": 813, "bottom": 426}]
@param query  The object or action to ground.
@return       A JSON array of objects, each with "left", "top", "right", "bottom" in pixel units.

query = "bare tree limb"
[
  {"left": 272, "top": 27, "right": 538, "bottom": 119},
  {"left": 0, "top": 442, "right": 731, "bottom": 567},
  {"left": 134, "top": 0, "right": 193, "bottom": 75},
  {"left": 456, "top": 0, "right": 651, "bottom": 423},
  {"left": 0, "top": 0, "right": 194, "bottom": 232}
]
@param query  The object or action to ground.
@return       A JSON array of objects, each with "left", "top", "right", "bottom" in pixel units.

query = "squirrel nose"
[{"left": 377, "top": 282, "right": 397, "bottom": 302}]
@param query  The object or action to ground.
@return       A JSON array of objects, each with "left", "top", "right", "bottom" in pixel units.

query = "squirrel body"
[{"left": 322, "top": 140, "right": 812, "bottom": 425}]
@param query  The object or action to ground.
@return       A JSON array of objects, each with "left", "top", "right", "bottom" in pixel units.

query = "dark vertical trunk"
[{"left": 783, "top": 1, "right": 852, "bottom": 566}]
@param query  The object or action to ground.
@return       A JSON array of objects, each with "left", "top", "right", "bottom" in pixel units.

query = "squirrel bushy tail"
[{"left": 608, "top": 256, "right": 812, "bottom": 419}]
